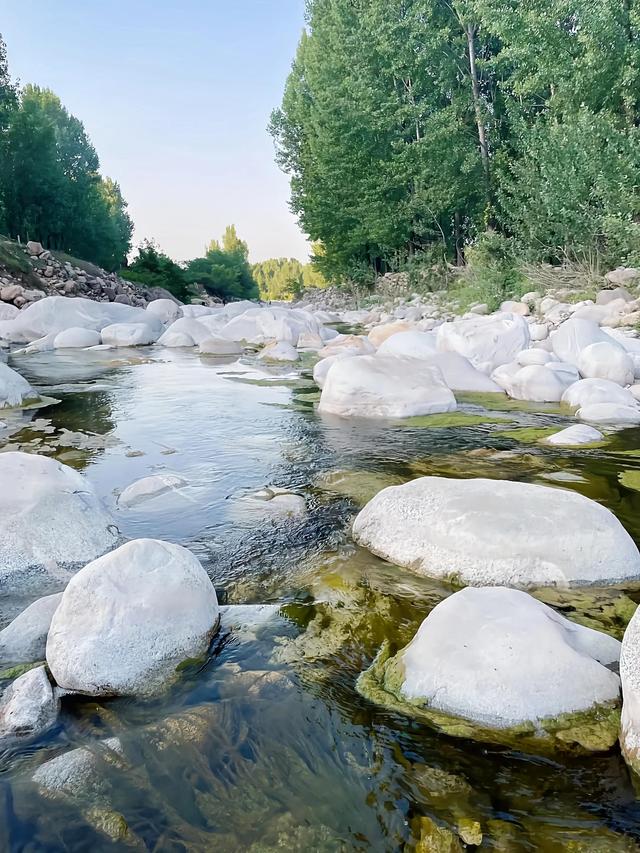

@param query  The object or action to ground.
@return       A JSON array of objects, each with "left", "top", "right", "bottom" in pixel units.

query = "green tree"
[
  {"left": 186, "top": 226, "right": 259, "bottom": 302},
  {"left": 122, "top": 240, "right": 190, "bottom": 300}
]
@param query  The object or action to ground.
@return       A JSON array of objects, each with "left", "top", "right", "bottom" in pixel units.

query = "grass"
[
  {"left": 0, "top": 236, "right": 31, "bottom": 275},
  {"left": 52, "top": 251, "right": 105, "bottom": 278}
]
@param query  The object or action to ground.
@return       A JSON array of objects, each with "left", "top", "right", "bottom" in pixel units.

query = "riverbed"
[{"left": 3, "top": 345, "right": 640, "bottom": 851}]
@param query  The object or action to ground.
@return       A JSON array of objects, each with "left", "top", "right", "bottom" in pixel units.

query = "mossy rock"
[
  {"left": 0, "top": 660, "right": 45, "bottom": 680},
  {"left": 314, "top": 468, "right": 406, "bottom": 505},
  {"left": 406, "top": 815, "right": 464, "bottom": 853},
  {"left": 619, "top": 470, "right": 640, "bottom": 492},
  {"left": 357, "top": 641, "right": 620, "bottom": 755}
]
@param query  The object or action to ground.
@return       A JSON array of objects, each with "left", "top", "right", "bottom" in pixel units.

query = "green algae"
[
  {"left": 0, "top": 660, "right": 45, "bottom": 680},
  {"left": 531, "top": 586, "right": 637, "bottom": 639},
  {"left": 495, "top": 425, "right": 561, "bottom": 443},
  {"left": 314, "top": 468, "right": 406, "bottom": 505},
  {"left": 455, "top": 391, "right": 564, "bottom": 415},
  {"left": 394, "top": 412, "right": 509, "bottom": 429},
  {"left": 619, "top": 470, "right": 640, "bottom": 492},
  {"left": 357, "top": 641, "right": 620, "bottom": 755}
]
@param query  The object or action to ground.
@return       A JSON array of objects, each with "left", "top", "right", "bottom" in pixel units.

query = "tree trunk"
[
  {"left": 465, "top": 23, "right": 490, "bottom": 189},
  {"left": 454, "top": 210, "right": 464, "bottom": 265}
]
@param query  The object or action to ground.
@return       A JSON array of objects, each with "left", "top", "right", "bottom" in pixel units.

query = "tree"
[
  {"left": 122, "top": 240, "right": 190, "bottom": 300},
  {"left": 185, "top": 226, "right": 259, "bottom": 302}
]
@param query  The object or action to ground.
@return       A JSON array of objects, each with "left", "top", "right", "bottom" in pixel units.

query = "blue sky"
[{"left": 1, "top": 0, "right": 310, "bottom": 263}]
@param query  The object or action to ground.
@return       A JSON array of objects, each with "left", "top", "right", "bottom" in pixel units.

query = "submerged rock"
[
  {"left": 358, "top": 587, "right": 621, "bottom": 753},
  {"left": 0, "top": 452, "right": 118, "bottom": 590},
  {"left": 117, "top": 473, "right": 187, "bottom": 508},
  {"left": 619, "top": 606, "right": 640, "bottom": 775},
  {"left": 0, "top": 592, "right": 62, "bottom": 664},
  {"left": 0, "top": 665, "right": 59, "bottom": 742},
  {"left": 0, "top": 362, "right": 38, "bottom": 408},
  {"left": 258, "top": 341, "right": 299, "bottom": 362},
  {"left": 46, "top": 539, "right": 220, "bottom": 696},
  {"left": 198, "top": 335, "right": 242, "bottom": 356},
  {"left": 352, "top": 476, "right": 640, "bottom": 587},
  {"left": 318, "top": 356, "right": 456, "bottom": 419}
]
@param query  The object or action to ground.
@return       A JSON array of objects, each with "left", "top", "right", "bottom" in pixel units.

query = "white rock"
[
  {"left": 562, "top": 378, "right": 638, "bottom": 409},
  {"left": 313, "top": 353, "right": 356, "bottom": 389},
  {"left": 352, "top": 476, "right": 640, "bottom": 587},
  {"left": 368, "top": 321, "right": 413, "bottom": 347},
  {"left": 53, "top": 327, "right": 101, "bottom": 349},
  {"left": 630, "top": 384, "right": 640, "bottom": 402},
  {"left": 578, "top": 341, "right": 635, "bottom": 386},
  {"left": 0, "top": 452, "right": 118, "bottom": 587},
  {"left": 620, "top": 606, "right": 640, "bottom": 773},
  {"left": 528, "top": 322, "right": 549, "bottom": 341},
  {"left": 516, "top": 349, "right": 555, "bottom": 366},
  {"left": 606, "top": 267, "right": 640, "bottom": 286},
  {"left": 319, "top": 356, "right": 456, "bottom": 419},
  {"left": 0, "top": 304, "right": 19, "bottom": 321},
  {"left": 46, "top": 539, "right": 220, "bottom": 696},
  {"left": 0, "top": 362, "right": 37, "bottom": 407},
  {"left": 577, "top": 403, "right": 640, "bottom": 425},
  {"left": 198, "top": 336, "right": 242, "bottom": 356},
  {"left": 544, "top": 424, "right": 603, "bottom": 446},
  {"left": 100, "top": 322, "right": 159, "bottom": 347},
  {"left": 499, "top": 300, "right": 529, "bottom": 316},
  {"left": 157, "top": 317, "right": 211, "bottom": 347},
  {"left": 436, "top": 313, "right": 530, "bottom": 374},
  {"left": 318, "top": 334, "right": 375, "bottom": 359},
  {"left": 258, "top": 341, "right": 299, "bottom": 362},
  {"left": 146, "top": 298, "right": 182, "bottom": 323},
  {"left": 0, "top": 296, "right": 161, "bottom": 343},
  {"left": 118, "top": 474, "right": 187, "bottom": 508},
  {"left": 376, "top": 330, "right": 438, "bottom": 359},
  {"left": 499, "top": 364, "right": 575, "bottom": 402},
  {"left": 0, "top": 666, "right": 59, "bottom": 741},
  {"left": 0, "top": 593, "right": 63, "bottom": 664},
  {"left": 597, "top": 287, "right": 634, "bottom": 305},
  {"left": 550, "top": 318, "right": 624, "bottom": 365},
  {"left": 379, "top": 587, "right": 620, "bottom": 729}
]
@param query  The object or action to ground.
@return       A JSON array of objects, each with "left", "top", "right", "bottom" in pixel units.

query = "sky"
[{"left": 1, "top": 0, "right": 310, "bottom": 263}]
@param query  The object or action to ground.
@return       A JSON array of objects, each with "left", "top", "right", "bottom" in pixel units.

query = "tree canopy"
[
  {"left": 271, "top": 0, "right": 640, "bottom": 280},
  {"left": 185, "top": 225, "right": 259, "bottom": 302},
  {"left": 252, "top": 256, "right": 326, "bottom": 300},
  {"left": 0, "top": 36, "right": 132, "bottom": 270},
  {"left": 121, "top": 240, "right": 191, "bottom": 300}
]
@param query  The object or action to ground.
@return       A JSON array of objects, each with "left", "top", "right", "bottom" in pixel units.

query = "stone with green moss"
[
  {"left": 406, "top": 815, "right": 464, "bottom": 852},
  {"left": 0, "top": 660, "right": 45, "bottom": 680},
  {"left": 314, "top": 468, "right": 406, "bottom": 505},
  {"left": 619, "top": 470, "right": 640, "bottom": 492},
  {"left": 495, "top": 425, "right": 570, "bottom": 443}
]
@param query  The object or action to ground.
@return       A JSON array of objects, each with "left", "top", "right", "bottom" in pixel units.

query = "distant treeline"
[
  {"left": 0, "top": 35, "right": 132, "bottom": 270},
  {"left": 271, "top": 0, "right": 640, "bottom": 283}
]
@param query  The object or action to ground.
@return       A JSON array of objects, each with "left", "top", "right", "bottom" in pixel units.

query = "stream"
[{"left": 2, "top": 345, "right": 640, "bottom": 850}]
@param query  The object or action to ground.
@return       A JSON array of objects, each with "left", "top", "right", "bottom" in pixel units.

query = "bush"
[{"left": 451, "top": 231, "right": 526, "bottom": 311}]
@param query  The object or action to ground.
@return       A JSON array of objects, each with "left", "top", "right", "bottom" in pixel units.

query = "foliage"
[
  {"left": 252, "top": 256, "right": 326, "bottom": 300},
  {"left": 272, "top": 0, "right": 640, "bottom": 281},
  {"left": 185, "top": 225, "right": 259, "bottom": 302},
  {"left": 451, "top": 231, "right": 526, "bottom": 311},
  {"left": 0, "top": 37, "right": 132, "bottom": 270},
  {"left": 122, "top": 240, "right": 191, "bottom": 300}
]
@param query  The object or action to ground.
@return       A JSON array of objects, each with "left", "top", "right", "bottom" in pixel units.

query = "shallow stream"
[{"left": 3, "top": 346, "right": 640, "bottom": 850}]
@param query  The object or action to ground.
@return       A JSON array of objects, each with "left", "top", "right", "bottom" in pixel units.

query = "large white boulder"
[
  {"left": 145, "top": 298, "right": 182, "bottom": 323},
  {"left": 496, "top": 363, "right": 575, "bottom": 402},
  {"left": 46, "top": 539, "right": 220, "bottom": 696},
  {"left": 376, "top": 330, "right": 438, "bottom": 359},
  {"left": 258, "top": 341, "right": 299, "bottom": 362},
  {"left": 318, "top": 334, "right": 375, "bottom": 359},
  {"left": 198, "top": 336, "right": 242, "bottom": 356},
  {"left": 0, "top": 296, "right": 159, "bottom": 343},
  {"left": 53, "top": 327, "right": 101, "bottom": 349},
  {"left": 550, "top": 318, "right": 623, "bottom": 365},
  {"left": 620, "top": 607, "right": 640, "bottom": 774},
  {"left": 157, "top": 317, "right": 210, "bottom": 347},
  {"left": 0, "top": 452, "right": 118, "bottom": 588},
  {"left": 352, "top": 476, "right": 640, "bottom": 587},
  {"left": 578, "top": 341, "right": 635, "bottom": 386},
  {"left": 436, "top": 313, "right": 530, "bottom": 374},
  {"left": 313, "top": 352, "right": 358, "bottom": 389},
  {"left": 0, "top": 362, "right": 37, "bottom": 407},
  {"left": 368, "top": 321, "right": 413, "bottom": 347},
  {"left": 318, "top": 356, "right": 456, "bottom": 419},
  {"left": 577, "top": 403, "right": 640, "bottom": 425},
  {"left": 359, "top": 587, "right": 620, "bottom": 750},
  {"left": 0, "top": 304, "right": 19, "bottom": 321},
  {"left": 100, "top": 322, "right": 159, "bottom": 347},
  {"left": 544, "top": 424, "right": 603, "bottom": 446},
  {"left": 0, "top": 592, "right": 63, "bottom": 664},
  {"left": 0, "top": 666, "right": 59, "bottom": 742},
  {"left": 562, "top": 378, "right": 638, "bottom": 410}
]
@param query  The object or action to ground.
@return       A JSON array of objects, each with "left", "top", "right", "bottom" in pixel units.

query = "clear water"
[{"left": 2, "top": 346, "right": 640, "bottom": 851}]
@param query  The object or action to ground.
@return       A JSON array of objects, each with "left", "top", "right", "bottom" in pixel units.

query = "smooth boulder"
[
  {"left": 358, "top": 587, "right": 621, "bottom": 752},
  {"left": 620, "top": 606, "right": 640, "bottom": 774},
  {"left": 562, "top": 378, "right": 638, "bottom": 410},
  {"left": 0, "top": 362, "right": 37, "bottom": 407},
  {"left": 318, "top": 356, "right": 456, "bottom": 419},
  {"left": 578, "top": 341, "right": 635, "bottom": 386},
  {"left": 545, "top": 424, "right": 603, "bottom": 446},
  {"left": 436, "top": 313, "right": 530, "bottom": 374},
  {"left": 352, "top": 476, "right": 640, "bottom": 587},
  {"left": 0, "top": 593, "right": 63, "bottom": 664},
  {"left": 100, "top": 322, "right": 159, "bottom": 347},
  {"left": 53, "top": 327, "right": 101, "bottom": 349},
  {"left": 46, "top": 539, "right": 220, "bottom": 696},
  {"left": 117, "top": 474, "right": 187, "bottom": 508},
  {"left": 0, "top": 666, "right": 59, "bottom": 742},
  {"left": 0, "top": 452, "right": 118, "bottom": 586}
]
